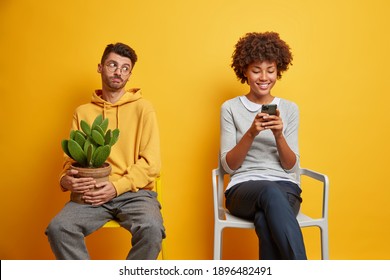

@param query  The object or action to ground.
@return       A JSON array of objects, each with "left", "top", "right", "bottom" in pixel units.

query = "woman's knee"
[{"left": 260, "top": 186, "right": 286, "bottom": 204}]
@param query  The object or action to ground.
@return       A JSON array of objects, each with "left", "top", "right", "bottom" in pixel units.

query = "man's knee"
[
  {"left": 45, "top": 216, "right": 74, "bottom": 240},
  {"left": 134, "top": 218, "right": 165, "bottom": 243},
  {"left": 145, "top": 219, "right": 165, "bottom": 238}
]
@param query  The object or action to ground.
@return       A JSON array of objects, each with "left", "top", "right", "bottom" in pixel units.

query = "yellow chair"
[{"left": 103, "top": 176, "right": 166, "bottom": 259}]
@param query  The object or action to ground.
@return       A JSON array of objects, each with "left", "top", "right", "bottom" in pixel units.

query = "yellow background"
[{"left": 1, "top": 0, "right": 389, "bottom": 260}]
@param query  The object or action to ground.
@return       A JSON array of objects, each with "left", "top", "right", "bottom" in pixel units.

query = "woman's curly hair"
[{"left": 231, "top": 32, "right": 293, "bottom": 83}]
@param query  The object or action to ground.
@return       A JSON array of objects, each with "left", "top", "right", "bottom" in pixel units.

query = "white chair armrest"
[{"left": 299, "top": 167, "right": 329, "bottom": 220}]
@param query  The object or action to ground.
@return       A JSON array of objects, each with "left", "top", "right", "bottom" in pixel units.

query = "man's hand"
[
  {"left": 60, "top": 169, "right": 96, "bottom": 193},
  {"left": 82, "top": 181, "right": 117, "bottom": 206}
]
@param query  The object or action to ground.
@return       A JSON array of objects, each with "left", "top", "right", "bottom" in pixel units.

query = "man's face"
[{"left": 98, "top": 52, "right": 133, "bottom": 92}]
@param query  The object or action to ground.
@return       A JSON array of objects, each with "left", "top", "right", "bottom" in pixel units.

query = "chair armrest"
[
  {"left": 299, "top": 167, "right": 330, "bottom": 220},
  {"left": 300, "top": 168, "right": 328, "bottom": 183}
]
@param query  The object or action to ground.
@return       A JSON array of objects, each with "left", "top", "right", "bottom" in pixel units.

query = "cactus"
[{"left": 61, "top": 114, "right": 120, "bottom": 168}]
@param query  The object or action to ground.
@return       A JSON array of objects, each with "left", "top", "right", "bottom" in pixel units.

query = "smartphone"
[{"left": 261, "top": 104, "right": 277, "bottom": 115}]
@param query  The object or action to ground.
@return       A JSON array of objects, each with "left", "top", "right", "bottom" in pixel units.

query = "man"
[{"left": 46, "top": 43, "right": 165, "bottom": 260}]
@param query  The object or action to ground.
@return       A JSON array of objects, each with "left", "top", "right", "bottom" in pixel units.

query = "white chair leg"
[
  {"left": 320, "top": 226, "right": 329, "bottom": 260},
  {"left": 213, "top": 227, "right": 222, "bottom": 260}
]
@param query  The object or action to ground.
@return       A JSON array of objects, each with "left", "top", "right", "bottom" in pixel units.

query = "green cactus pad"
[
  {"left": 99, "top": 118, "right": 109, "bottom": 133},
  {"left": 110, "top": 128, "right": 120, "bottom": 146},
  {"left": 93, "top": 125, "right": 105, "bottom": 137},
  {"left": 61, "top": 140, "right": 72, "bottom": 158},
  {"left": 83, "top": 139, "right": 92, "bottom": 154},
  {"left": 68, "top": 139, "right": 87, "bottom": 166},
  {"left": 74, "top": 131, "right": 86, "bottom": 148},
  {"left": 93, "top": 145, "right": 111, "bottom": 167},
  {"left": 104, "top": 129, "right": 112, "bottom": 145},
  {"left": 80, "top": 120, "right": 91, "bottom": 136},
  {"left": 92, "top": 115, "right": 103, "bottom": 129},
  {"left": 86, "top": 144, "right": 94, "bottom": 167},
  {"left": 92, "top": 129, "right": 105, "bottom": 146}
]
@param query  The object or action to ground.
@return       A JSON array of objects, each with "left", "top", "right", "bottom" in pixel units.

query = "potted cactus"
[{"left": 61, "top": 114, "right": 120, "bottom": 203}]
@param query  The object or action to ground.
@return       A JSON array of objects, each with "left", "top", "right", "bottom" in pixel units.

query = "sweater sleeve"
[
  {"left": 220, "top": 101, "right": 237, "bottom": 174},
  {"left": 281, "top": 101, "right": 300, "bottom": 173}
]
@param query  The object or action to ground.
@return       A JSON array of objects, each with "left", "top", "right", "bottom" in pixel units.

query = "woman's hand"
[{"left": 258, "top": 109, "right": 283, "bottom": 137}]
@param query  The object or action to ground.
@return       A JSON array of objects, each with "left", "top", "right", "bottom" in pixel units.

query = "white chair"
[{"left": 212, "top": 166, "right": 329, "bottom": 260}]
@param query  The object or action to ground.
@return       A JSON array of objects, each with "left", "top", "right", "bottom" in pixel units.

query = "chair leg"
[
  {"left": 213, "top": 226, "right": 223, "bottom": 260},
  {"left": 320, "top": 225, "right": 329, "bottom": 260}
]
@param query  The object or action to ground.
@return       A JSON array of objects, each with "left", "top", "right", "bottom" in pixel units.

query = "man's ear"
[{"left": 97, "top": 64, "right": 102, "bottom": 73}]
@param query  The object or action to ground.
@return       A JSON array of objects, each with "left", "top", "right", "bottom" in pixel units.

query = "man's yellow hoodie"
[{"left": 60, "top": 88, "right": 161, "bottom": 196}]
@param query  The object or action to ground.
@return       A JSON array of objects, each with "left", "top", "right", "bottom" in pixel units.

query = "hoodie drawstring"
[
  {"left": 102, "top": 103, "right": 106, "bottom": 120},
  {"left": 116, "top": 106, "right": 119, "bottom": 129}
]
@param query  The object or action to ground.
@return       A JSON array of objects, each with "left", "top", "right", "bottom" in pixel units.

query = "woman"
[{"left": 220, "top": 32, "right": 307, "bottom": 260}]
